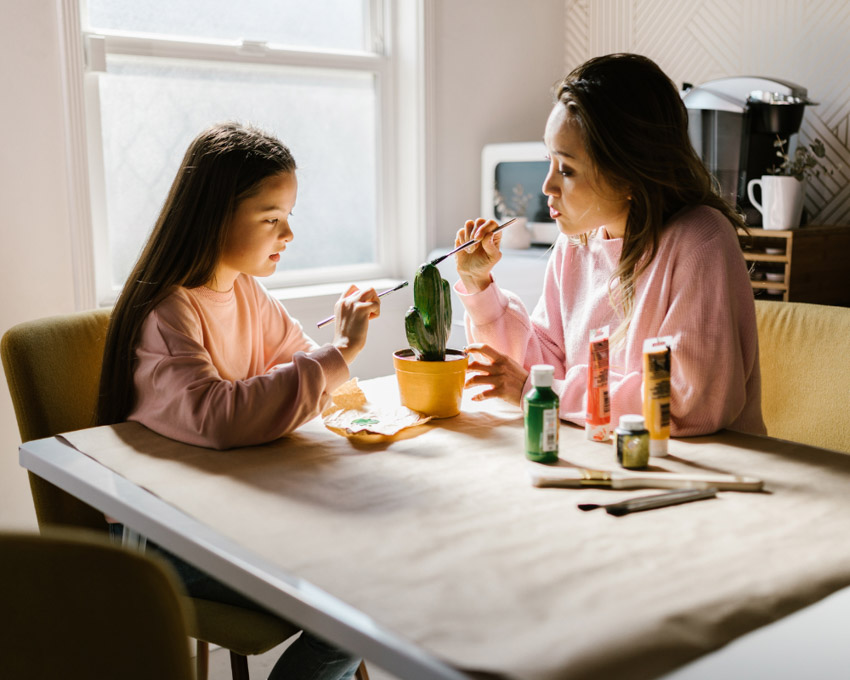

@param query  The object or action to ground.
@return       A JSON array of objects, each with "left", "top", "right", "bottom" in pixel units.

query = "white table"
[
  {"left": 20, "top": 378, "right": 850, "bottom": 680},
  {"left": 19, "top": 433, "right": 468, "bottom": 680}
]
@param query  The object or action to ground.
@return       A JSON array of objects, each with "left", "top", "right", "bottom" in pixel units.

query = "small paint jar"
[{"left": 614, "top": 414, "right": 650, "bottom": 470}]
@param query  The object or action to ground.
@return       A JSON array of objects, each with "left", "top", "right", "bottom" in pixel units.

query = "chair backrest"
[
  {"left": 1, "top": 308, "right": 112, "bottom": 531},
  {"left": 755, "top": 300, "right": 850, "bottom": 453},
  {"left": 0, "top": 529, "right": 194, "bottom": 680}
]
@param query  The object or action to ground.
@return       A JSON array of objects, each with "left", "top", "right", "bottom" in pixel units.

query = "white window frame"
[{"left": 58, "top": 0, "right": 431, "bottom": 309}]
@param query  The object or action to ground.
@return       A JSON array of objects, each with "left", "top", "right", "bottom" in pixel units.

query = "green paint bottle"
[{"left": 524, "top": 364, "right": 559, "bottom": 464}]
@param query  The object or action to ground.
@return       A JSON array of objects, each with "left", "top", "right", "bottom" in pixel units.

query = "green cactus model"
[{"left": 404, "top": 263, "right": 452, "bottom": 361}]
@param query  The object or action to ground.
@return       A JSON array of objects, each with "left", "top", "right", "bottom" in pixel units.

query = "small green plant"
[
  {"left": 404, "top": 263, "right": 452, "bottom": 361},
  {"left": 494, "top": 183, "right": 533, "bottom": 219},
  {"left": 769, "top": 136, "right": 832, "bottom": 181}
]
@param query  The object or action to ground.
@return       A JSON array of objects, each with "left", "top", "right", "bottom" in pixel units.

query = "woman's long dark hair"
[
  {"left": 554, "top": 53, "right": 746, "bottom": 343},
  {"left": 96, "top": 122, "right": 296, "bottom": 426}
]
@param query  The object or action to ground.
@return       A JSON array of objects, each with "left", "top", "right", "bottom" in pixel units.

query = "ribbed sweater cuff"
[
  {"left": 454, "top": 278, "right": 510, "bottom": 326},
  {"left": 311, "top": 345, "right": 350, "bottom": 393}
]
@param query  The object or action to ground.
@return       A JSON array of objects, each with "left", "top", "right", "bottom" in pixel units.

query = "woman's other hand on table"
[
  {"left": 465, "top": 343, "right": 528, "bottom": 406},
  {"left": 455, "top": 218, "right": 502, "bottom": 293}
]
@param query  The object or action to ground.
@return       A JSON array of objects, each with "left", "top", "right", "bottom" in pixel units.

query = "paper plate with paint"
[{"left": 322, "top": 379, "right": 431, "bottom": 442}]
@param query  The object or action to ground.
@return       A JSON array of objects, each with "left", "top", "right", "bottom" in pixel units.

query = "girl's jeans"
[{"left": 109, "top": 523, "right": 360, "bottom": 680}]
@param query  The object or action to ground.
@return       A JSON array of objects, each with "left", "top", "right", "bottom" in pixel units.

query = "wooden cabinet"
[{"left": 737, "top": 225, "right": 850, "bottom": 307}]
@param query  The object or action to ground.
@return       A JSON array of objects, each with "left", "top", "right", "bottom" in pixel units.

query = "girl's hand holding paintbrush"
[
  {"left": 455, "top": 218, "right": 506, "bottom": 294},
  {"left": 331, "top": 285, "right": 381, "bottom": 364}
]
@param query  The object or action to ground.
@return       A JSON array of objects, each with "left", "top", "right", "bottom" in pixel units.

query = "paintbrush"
[
  {"left": 578, "top": 488, "right": 718, "bottom": 516},
  {"left": 528, "top": 465, "right": 764, "bottom": 492},
  {"left": 427, "top": 217, "right": 518, "bottom": 267},
  {"left": 316, "top": 280, "right": 409, "bottom": 329}
]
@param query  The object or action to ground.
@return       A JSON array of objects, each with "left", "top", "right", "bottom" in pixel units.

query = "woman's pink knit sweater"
[{"left": 457, "top": 206, "right": 766, "bottom": 436}]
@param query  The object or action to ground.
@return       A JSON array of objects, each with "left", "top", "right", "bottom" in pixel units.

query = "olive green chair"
[
  {"left": 1, "top": 310, "right": 310, "bottom": 680},
  {"left": 754, "top": 300, "right": 850, "bottom": 453},
  {"left": 1, "top": 528, "right": 195, "bottom": 679}
]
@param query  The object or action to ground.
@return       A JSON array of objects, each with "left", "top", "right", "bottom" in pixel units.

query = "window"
[{"left": 74, "top": 0, "right": 424, "bottom": 304}]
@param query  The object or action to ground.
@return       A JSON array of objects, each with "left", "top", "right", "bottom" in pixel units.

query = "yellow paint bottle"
[{"left": 642, "top": 337, "right": 672, "bottom": 457}]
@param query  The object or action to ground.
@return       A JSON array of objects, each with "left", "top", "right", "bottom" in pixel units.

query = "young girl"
[
  {"left": 98, "top": 122, "right": 378, "bottom": 679},
  {"left": 455, "top": 54, "right": 766, "bottom": 437}
]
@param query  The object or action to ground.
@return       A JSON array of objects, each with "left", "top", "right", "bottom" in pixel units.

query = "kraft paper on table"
[{"left": 61, "top": 377, "right": 850, "bottom": 680}]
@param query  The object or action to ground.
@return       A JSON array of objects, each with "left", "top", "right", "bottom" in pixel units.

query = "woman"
[{"left": 455, "top": 53, "right": 765, "bottom": 436}]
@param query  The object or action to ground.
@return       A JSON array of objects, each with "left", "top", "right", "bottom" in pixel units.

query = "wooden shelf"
[
  {"left": 737, "top": 225, "right": 850, "bottom": 306},
  {"left": 750, "top": 280, "right": 788, "bottom": 291},
  {"left": 743, "top": 253, "right": 787, "bottom": 263}
]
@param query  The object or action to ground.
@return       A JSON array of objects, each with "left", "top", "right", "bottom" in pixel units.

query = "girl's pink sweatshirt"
[
  {"left": 128, "top": 274, "right": 348, "bottom": 449},
  {"left": 457, "top": 206, "right": 766, "bottom": 436}
]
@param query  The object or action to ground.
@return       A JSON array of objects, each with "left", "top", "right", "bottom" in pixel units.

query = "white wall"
[
  {"left": 0, "top": 0, "right": 567, "bottom": 529},
  {"left": 0, "top": 0, "right": 76, "bottom": 529},
  {"left": 430, "top": 0, "right": 566, "bottom": 249}
]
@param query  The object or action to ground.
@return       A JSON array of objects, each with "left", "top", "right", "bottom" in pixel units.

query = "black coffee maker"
[{"left": 681, "top": 76, "right": 816, "bottom": 225}]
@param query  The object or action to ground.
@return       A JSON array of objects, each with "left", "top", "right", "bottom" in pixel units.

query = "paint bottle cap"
[
  {"left": 530, "top": 364, "right": 554, "bottom": 388},
  {"left": 618, "top": 414, "right": 646, "bottom": 432}
]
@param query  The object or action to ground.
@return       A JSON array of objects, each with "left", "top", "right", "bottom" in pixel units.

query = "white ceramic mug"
[{"left": 747, "top": 175, "right": 804, "bottom": 230}]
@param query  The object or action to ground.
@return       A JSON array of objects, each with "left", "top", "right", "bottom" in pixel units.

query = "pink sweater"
[
  {"left": 458, "top": 206, "right": 766, "bottom": 436},
  {"left": 128, "top": 274, "right": 348, "bottom": 449}
]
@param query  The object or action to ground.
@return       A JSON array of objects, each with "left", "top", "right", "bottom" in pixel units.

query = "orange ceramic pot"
[{"left": 393, "top": 348, "right": 468, "bottom": 418}]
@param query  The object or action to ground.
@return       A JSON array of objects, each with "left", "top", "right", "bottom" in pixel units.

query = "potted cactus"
[{"left": 393, "top": 263, "right": 468, "bottom": 417}]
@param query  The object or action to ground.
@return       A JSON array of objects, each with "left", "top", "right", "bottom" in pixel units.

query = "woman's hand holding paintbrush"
[
  {"left": 427, "top": 217, "right": 517, "bottom": 267},
  {"left": 450, "top": 217, "right": 530, "bottom": 406},
  {"left": 454, "top": 217, "right": 513, "bottom": 294}
]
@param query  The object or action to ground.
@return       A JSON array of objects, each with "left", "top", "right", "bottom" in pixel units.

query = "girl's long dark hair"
[
  {"left": 554, "top": 53, "right": 746, "bottom": 343},
  {"left": 96, "top": 122, "right": 296, "bottom": 426}
]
